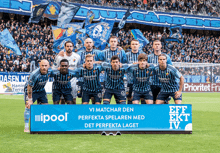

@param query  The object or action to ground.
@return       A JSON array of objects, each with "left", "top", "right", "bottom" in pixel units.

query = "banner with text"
[
  {"left": 183, "top": 83, "right": 220, "bottom": 92},
  {"left": 0, "top": 1, "right": 220, "bottom": 30},
  {"left": 30, "top": 105, "right": 192, "bottom": 132}
]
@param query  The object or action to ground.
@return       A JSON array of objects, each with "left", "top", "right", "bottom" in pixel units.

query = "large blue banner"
[
  {"left": 1, "top": 1, "right": 220, "bottom": 30},
  {"left": 0, "top": 72, "right": 29, "bottom": 82},
  {"left": 30, "top": 105, "right": 192, "bottom": 132}
]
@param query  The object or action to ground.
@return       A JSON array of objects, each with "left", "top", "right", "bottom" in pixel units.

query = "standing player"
[
  {"left": 102, "top": 36, "right": 127, "bottom": 104},
  {"left": 155, "top": 54, "right": 184, "bottom": 104},
  {"left": 102, "top": 56, "right": 130, "bottom": 104},
  {"left": 24, "top": 59, "right": 51, "bottom": 133},
  {"left": 128, "top": 54, "right": 154, "bottom": 104},
  {"left": 78, "top": 54, "right": 103, "bottom": 104},
  {"left": 53, "top": 41, "right": 80, "bottom": 104},
  {"left": 103, "top": 36, "right": 127, "bottom": 63},
  {"left": 51, "top": 59, "right": 79, "bottom": 104},
  {"left": 77, "top": 38, "right": 104, "bottom": 99},
  {"left": 126, "top": 39, "right": 146, "bottom": 104},
  {"left": 148, "top": 40, "right": 173, "bottom": 103}
]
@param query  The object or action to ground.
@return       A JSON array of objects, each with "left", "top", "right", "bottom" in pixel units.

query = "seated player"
[
  {"left": 51, "top": 59, "right": 79, "bottom": 105},
  {"left": 102, "top": 55, "right": 130, "bottom": 104},
  {"left": 128, "top": 53, "right": 154, "bottom": 104},
  {"left": 78, "top": 54, "right": 103, "bottom": 104},
  {"left": 24, "top": 59, "right": 51, "bottom": 133},
  {"left": 155, "top": 54, "right": 184, "bottom": 104}
]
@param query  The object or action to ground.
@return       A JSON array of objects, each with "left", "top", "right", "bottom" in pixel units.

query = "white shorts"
[{"left": 70, "top": 77, "right": 78, "bottom": 99}]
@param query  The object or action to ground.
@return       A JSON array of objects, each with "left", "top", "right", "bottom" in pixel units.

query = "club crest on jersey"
[
  {"left": 93, "top": 70, "right": 96, "bottom": 73},
  {"left": 121, "top": 90, "right": 126, "bottom": 96},
  {"left": 68, "top": 76, "right": 70, "bottom": 79},
  {"left": 119, "top": 71, "right": 121, "bottom": 74},
  {"left": 73, "top": 59, "right": 76, "bottom": 62},
  {"left": 117, "top": 53, "right": 120, "bottom": 55},
  {"left": 146, "top": 71, "right": 149, "bottom": 74},
  {"left": 166, "top": 73, "right": 169, "bottom": 76}
]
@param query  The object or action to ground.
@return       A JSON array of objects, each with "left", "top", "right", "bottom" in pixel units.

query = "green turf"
[{"left": 0, "top": 93, "right": 220, "bottom": 153}]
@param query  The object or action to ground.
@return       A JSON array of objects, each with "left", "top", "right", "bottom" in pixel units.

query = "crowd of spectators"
[
  {"left": 74, "top": 0, "right": 220, "bottom": 17},
  {"left": 0, "top": 17, "right": 220, "bottom": 74}
]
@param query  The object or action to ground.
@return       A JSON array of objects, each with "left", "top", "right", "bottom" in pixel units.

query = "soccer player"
[
  {"left": 76, "top": 38, "right": 104, "bottom": 99},
  {"left": 155, "top": 54, "right": 184, "bottom": 104},
  {"left": 53, "top": 41, "right": 80, "bottom": 104},
  {"left": 51, "top": 59, "right": 79, "bottom": 104},
  {"left": 24, "top": 59, "right": 51, "bottom": 133},
  {"left": 126, "top": 39, "right": 146, "bottom": 104},
  {"left": 102, "top": 36, "right": 127, "bottom": 104},
  {"left": 102, "top": 55, "right": 130, "bottom": 104},
  {"left": 128, "top": 53, "right": 154, "bottom": 104},
  {"left": 78, "top": 54, "right": 103, "bottom": 104},
  {"left": 148, "top": 40, "right": 173, "bottom": 103},
  {"left": 102, "top": 36, "right": 127, "bottom": 63}
]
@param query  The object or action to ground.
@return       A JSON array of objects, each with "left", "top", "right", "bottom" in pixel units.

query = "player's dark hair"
[
  {"left": 158, "top": 54, "right": 167, "bottom": 59},
  {"left": 153, "top": 39, "right": 161, "bottom": 44},
  {"left": 60, "top": 59, "right": 69, "bottom": 64},
  {"left": 111, "top": 55, "right": 120, "bottom": 62},
  {"left": 64, "top": 41, "right": 74, "bottom": 47},
  {"left": 138, "top": 53, "right": 148, "bottom": 61}
]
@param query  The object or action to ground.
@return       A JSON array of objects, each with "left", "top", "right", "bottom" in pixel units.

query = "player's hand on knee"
[
  {"left": 174, "top": 91, "right": 181, "bottom": 99},
  {"left": 27, "top": 99, "right": 33, "bottom": 109}
]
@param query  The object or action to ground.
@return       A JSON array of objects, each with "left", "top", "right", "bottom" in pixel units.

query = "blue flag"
[
  {"left": 57, "top": 2, "right": 80, "bottom": 27},
  {"left": 118, "top": 7, "right": 131, "bottom": 29},
  {"left": 0, "top": 29, "right": 21, "bottom": 55},
  {"left": 29, "top": 3, "right": 49, "bottom": 23},
  {"left": 53, "top": 34, "right": 76, "bottom": 53},
  {"left": 85, "top": 10, "right": 95, "bottom": 27},
  {"left": 85, "top": 21, "right": 114, "bottom": 50},
  {"left": 63, "top": 22, "right": 84, "bottom": 37},
  {"left": 166, "top": 26, "right": 184, "bottom": 43},
  {"left": 131, "top": 29, "right": 149, "bottom": 49}
]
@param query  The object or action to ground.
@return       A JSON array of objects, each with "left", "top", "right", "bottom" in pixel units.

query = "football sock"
[
  {"left": 24, "top": 108, "right": 30, "bottom": 128},
  {"left": 103, "top": 101, "right": 110, "bottom": 104},
  {"left": 127, "top": 100, "right": 132, "bottom": 104},
  {"left": 116, "top": 99, "right": 120, "bottom": 104},
  {"left": 141, "top": 100, "right": 146, "bottom": 104}
]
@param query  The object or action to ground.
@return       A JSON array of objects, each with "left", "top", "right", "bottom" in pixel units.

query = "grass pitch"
[{"left": 0, "top": 93, "right": 220, "bottom": 153}]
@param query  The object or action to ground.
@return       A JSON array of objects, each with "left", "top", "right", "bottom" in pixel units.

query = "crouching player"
[
  {"left": 128, "top": 54, "right": 154, "bottom": 104},
  {"left": 24, "top": 59, "right": 51, "bottom": 132},
  {"left": 51, "top": 59, "right": 79, "bottom": 104},
  {"left": 155, "top": 54, "right": 184, "bottom": 104},
  {"left": 102, "top": 55, "right": 130, "bottom": 104}
]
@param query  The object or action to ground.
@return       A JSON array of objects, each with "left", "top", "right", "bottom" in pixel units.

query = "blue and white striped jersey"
[
  {"left": 128, "top": 64, "right": 154, "bottom": 92},
  {"left": 126, "top": 51, "right": 146, "bottom": 83},
  {"left": 77, "top": 65, "right": 103, "bottom": 92},
  {"left": 77, "top": 49, "right": 104, "bottom": 64},
  {"left": 101, "top": 62, "right": 130, "bottom": 90},
  {"left": 102, "top": 48, "right": 127, "bottom": 63},
  {"left": 154, "top": 65, "right": 182, "bottom": 92},
  {"left": 50, "top": 69, "right": 78, "bottom": 90},
  {"left": 148, "top": 53, "right": 173, "bottom": 86},
  {"left": 25, "top": 68, "right": 52, "bottom": 93}
]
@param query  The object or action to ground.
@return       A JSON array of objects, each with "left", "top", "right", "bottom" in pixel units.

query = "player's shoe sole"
[{"left": 24, "top": 128, "right": 30, "bottom": 133}]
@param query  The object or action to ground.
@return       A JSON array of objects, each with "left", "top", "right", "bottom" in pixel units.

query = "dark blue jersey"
[
  {"left": 50, "top": 69, "right": 78, "bottom": 90},
  {"left": 25, "top": 68, "right": 52, "bottom": 93},
  {"left": 102, "top": 48, "right": 127, "bottom": 63},
  {"left": 154, "top": 65, "right": 182, "bottom": 92},
  {"left": 128, "top": 64, "right": 154, "bottom": 92},
  {"left": 77, "top": 65, "right": 103, "bottom": 92},
  {"left": 148, "top": 53, "right": 173, "bottom": 86},
  {"left": 101, "top": 62, "right": 130, "bottom": 90},
  {"left": 126, "top": 51, "right": 146, "bottom": 83},
  {"left": 77, "top": 49, "right": 104, "bottom": 64}
]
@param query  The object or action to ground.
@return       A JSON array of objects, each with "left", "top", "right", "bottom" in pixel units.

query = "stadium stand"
[{"left": 72, "top": 0, "right": 220, "bottom": 17}]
